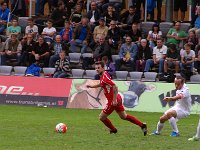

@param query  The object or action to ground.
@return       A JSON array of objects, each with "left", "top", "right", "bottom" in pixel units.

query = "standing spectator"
[
  {"left": 174, "top": 0, "right": 188, "bottom": 21},
  {"left": 0, "top": 1, "right": 10, "bottom": 35},
  {"left": 126, "top": 23, "right": 142, "bottom": 44},
  {"left": 53, "top": 51, "right": 71, "bottom": 78},
  {"left": 103, "top": 4, "right": 118, "bottom": 26},
  {"left": 25, "top": 18, "right": 38, "bottom": 41},
  {"left": 42, "top": 19, "right": 56, "bottom": 45},
  {"left": 6, "top": 18, "right": 21, "bottom": 39},
  {"left": 164, "top": 44, "right": 180, "bottom": 75},
  {"left": 144, "top": 39, "right": 167, "bottom": 74},
  {"left": 150, "top": 0, "right": 162, "bottom": 22},
  {"left": 147, "top": 23, "right": 162, "bottom": 49},
  {"left": 180, "top": 44, "right": 195, "bottom": 73},
  {"left": 59, "top": 20, "right": 73, "bottom": 44},
  {"left": 90, "top": 17, "right": 108, "bottom": 49},
  {"left": 50, "top": 1, "right": 69, "bottom": 27},
  {"left": 31, "top": 36, "right": 50, "bottom": 67},
  {"left": 87, "top": 1, "right": 101, "bottom": 28},
  {"left": 70, "top": 17, "right": 91, "bottom": 54},
  {"left": 49, "top": 35, "right": 68, "bottom": 67},
  {"left": 107, "top": 20, "right": 122, "bottom": 54},
  {"left": 166, "top": 21, "right": 188, "bottom": 46},
  {"left": 136, "top": 39, "right": 152, "bottom": 72},
  {"left": 189, "top": 7, "right": 200, "bottom": 37},
  {"left": 2, "top": 34, "right": 22, "bottom": 66},
  {"left": 115, "top": 36, "right": 137, "bottom": 71},
  {"left": 19, "top": 34, "right": 36, "bottom": 66}
]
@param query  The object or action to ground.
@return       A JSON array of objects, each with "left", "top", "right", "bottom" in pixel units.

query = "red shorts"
[{"left": 103, "top": 95, "right": 125, "bottom": 115}]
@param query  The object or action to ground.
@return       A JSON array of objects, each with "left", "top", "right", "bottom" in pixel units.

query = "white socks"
[
  {"left": 195, "top": 119, "right": 200, "bottom": 138},
  {"left": 169, "top": 117, "right": 179, "bottom": 133},
  {"left": 156, "top": 121, "right": 164, "bottom": 134}
]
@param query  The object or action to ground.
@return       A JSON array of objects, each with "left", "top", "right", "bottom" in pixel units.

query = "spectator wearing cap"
[
  {"left": 0, "top": 1, "right": 11, "bottom": 34},
  {"left": 119, "top": 5, "right": 140, "bottom": 31},
  {"left": 89, "top": 17, "right": 108, "bottom": 50},
  {"left": 87, "top": 1, "right": 101, "bottom": 28},
  {"left": 136, "top": 39, "right": 152, "bottom": 72},
  {"left": 164, "top": 44, "right": 180, "bottom": 75},
  {"left": 59, "top": 20, "right": 73, "bottom": 44},
  {"left": 147, "top": 23, "right": 162, "bottom": 49},
  {"left": 50, "top": 1, "right": 69, "bottom": 27}
]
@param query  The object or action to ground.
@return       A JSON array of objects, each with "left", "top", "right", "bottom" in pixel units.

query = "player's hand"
[
  {"left": 163, "top": 97, "right": 172, "bottom": 102},
  {"left": 112, "top": 101, "right": 118, "bottom": 106}
]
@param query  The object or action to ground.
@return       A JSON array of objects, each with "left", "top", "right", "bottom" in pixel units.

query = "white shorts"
[{"left": 165, "top": 107, "right": 190, "bottom": 119}]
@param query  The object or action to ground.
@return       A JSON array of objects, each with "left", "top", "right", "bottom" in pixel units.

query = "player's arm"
[
  {"left": 164, "top": 95, "right": 182, "bottom": 102},
  {"left": 112, "top": 84, "right": 118, "bottom": 106},
  {"left": 87, "top": 83, "right": 101, "bottom": 88}
]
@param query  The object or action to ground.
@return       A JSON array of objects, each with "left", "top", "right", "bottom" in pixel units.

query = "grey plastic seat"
[
  {"left": 0, "top": 66, "right": 13, "bottom": 75},
  {"left": 189, "top": 74, "right": 200, "bottom": 83},
  {"left": 115, "top": 71, "right": 128, "bottom": 80},
  {"left": 129, "top": 72, "right": 143, "bottom": 81},
  {"left": 160, "top": 22, "right": 173, "bottom": 38},
  {"left": 13, "top": 66, "right": 27, "bottom": 76},
  {"left": 180, "top": 23, "right": 191, "bottom": 33},
  {"left": 142, "top": 72, "right": 157, "bottom": 82},
  {"left": 140, "top": 22, "right": 155, "bottom": 37},
  {"left": 71, "top": 69, "right": 85, "bottom": 78},
  {"left": 43, "top": 68, "right": 56, "bottom": 77},
  {"left": 69, "top": 53, "right": 81, "bottom": 63},
  {"left": 111, "top": 55, "right": 120, "bottom": 64},
  {"left": 84, "top": 70, "right": 97, "bottom": 79},
  {"left": 82, "top": 53, "right": 93, "bottom": 58},
  {"left": 18, "top": 17, "right": 29, "bottom": 33}
]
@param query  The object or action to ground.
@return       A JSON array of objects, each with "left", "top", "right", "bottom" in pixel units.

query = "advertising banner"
[
  {"left": 68, "top": 79, "right": 200, "bottom": 114},
  {"left": 0, "top": 76, "right": 72, "bottom": 107}
]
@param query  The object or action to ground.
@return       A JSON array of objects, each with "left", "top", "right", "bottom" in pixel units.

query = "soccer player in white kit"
[
  {"left": 151, "top": 76, "right": 192, "bottom": 137},
  {"left": 188, "top": 119, "right": 200, "bottom": 141}
]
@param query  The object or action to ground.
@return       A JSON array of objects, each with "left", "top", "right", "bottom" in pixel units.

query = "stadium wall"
[{"left": 0, "top": 76, "right": 199, "bottom": 114}]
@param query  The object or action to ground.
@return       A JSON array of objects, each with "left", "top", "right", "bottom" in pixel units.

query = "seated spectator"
[
  {"left": 126, "top": 23, "right": 142, "bottom": 44},
  {"left": 25, "top": 17, "right": 38, "bottom": 41},
  {"left": 31, "top": 36, "right": 50, "bottom": 67},
  {"left": 0, "top": 1, "right": 11, "bottom": 35},
  {"left": 102, "top": 4, "right": 118, "bottom": 26},
  {"left": 119, "top": 5, "right": 140, "bottom": 30},
  {"left": 115, "top": 36, "right": 137, "bottom": 71},
  {"left": 19, "top": 34, "right": 36, "bottom": 66},
  {"left": 147, "top": 23, "right": 162, "bottom": 49},
  {"left": 189, "top": 6, "right": 200, "bottom": 36},
  {"left": 6, "top": 18, "right": 21, "bottom": 39},
  {"left": 107, "top": 20, "right": 122, "bottom": 54},
  {"left": 166, "top": 21, "right": 188, "bottom": 46},
  {"left": 87, "top": 1, "right": 101, "bottom": 28},
  {"left": 82, "top": 35, "right": 110, "bottom": 69},
  {"left": 102, "top": 0, "right": 122, "bottom": 15},
  {"left": 180, "top": 43, "right": 195, "bottom": 73},
  {"left": 144, "top": 39, "right": 167, "bottom": 74},
  {"left": 49, "top": 35, "right": 68, "bottom": 67},
  {"left": 164, "top": 44, "right": 180, "bottom": 75},
  {"left": 0, "top": 36, "right": 5, "bottom": 64},
  {"left": 136, "top": 39, "right": 152, "bottom": 72},
  {"left": 50, "top": 1, "right": 69, "bottom": 27},
  {"left": 70, "top": 17, "right": 91, "bottom": 54},
  {"left": 53, "top": 51, "right": 71, "bottom": 78},
  {"left": 1, "top": 34, "right": 22, "bottom": 66},
  {"left": 94, "top": 55, "right": 115, "bottom": 79},
  {"left": 89, "top": 17, "right": 108, "bottom": 49},
  {"left": 59, "top": 20, "right": 73, "bottom": 44},
  {"left": 186, "top": 30, "right": 198, "bottom": 50},
  {"left": 41, "top": 19, "right": 56, "bottom": 45},
  {"left": 70, "top": 3, "right": 83, "bottom": 27}
]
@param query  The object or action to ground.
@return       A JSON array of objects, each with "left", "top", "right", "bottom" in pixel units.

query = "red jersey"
[{"left": 100, "top": 71, "right": 116, "bottom": 104}]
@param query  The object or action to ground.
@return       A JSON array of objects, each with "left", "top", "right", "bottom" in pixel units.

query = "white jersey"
[{"left": 174, "top": 83, "right": 192, "bottom": 113}]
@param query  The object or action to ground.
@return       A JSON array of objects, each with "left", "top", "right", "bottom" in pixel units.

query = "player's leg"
[
  {"left": 166, "top": 110, "right": 180, "bottom": 136},
  {"left": 100, "top": 106, "right": 117, "bottom": 133},
  {"left": 188, "top": 119, "right": 200, "bottom": 141}
]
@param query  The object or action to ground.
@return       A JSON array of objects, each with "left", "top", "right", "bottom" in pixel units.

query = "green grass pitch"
[{"left": 0, "top": 105, "right": 200, "bottom": 150}]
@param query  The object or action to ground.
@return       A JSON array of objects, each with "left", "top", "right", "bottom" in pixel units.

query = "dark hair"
[
  {"left": 95, "top": 61, "right": 104, "bottom": 68},
  {"left": 47, "top": 19, "right": 53, "bottom": 23},
  {"left": 28, "top": 17, "right": 33, "bottom": 22},
  {"left": 175, "top": 76, "right": 185, "bottom": 84},
  {"left": 129, "top": 5, "right": 136, "bottom": 9},
  {"left": 152, "top": 23, "right": 160, "bottom": 32},
  {"left": 1, "top": 1, "right": 7, "bottom": 6},
  {"left": 58, "top": 0, "right": 64, "bottom": 6}
]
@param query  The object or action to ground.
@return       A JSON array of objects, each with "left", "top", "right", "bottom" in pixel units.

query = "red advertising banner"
[{"left": 0, "top": 76, "right": 72, "bottom": 97}]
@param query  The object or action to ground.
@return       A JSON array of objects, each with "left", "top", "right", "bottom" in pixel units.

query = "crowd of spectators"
[{"left": 0, "top": 0, "right": 200, "bottom": 80}]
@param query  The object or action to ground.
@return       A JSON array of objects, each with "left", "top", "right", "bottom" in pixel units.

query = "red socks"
[
  {"left": 101, "top": 118, "right": 117, "bottom": 131},
  {"left": 126, "top": 114, "right": 143, "bottom": 127}
]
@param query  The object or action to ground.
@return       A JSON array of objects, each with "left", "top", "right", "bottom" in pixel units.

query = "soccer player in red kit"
[{"left": 87, "top": 61, "right": 147, "bottom": 135}]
